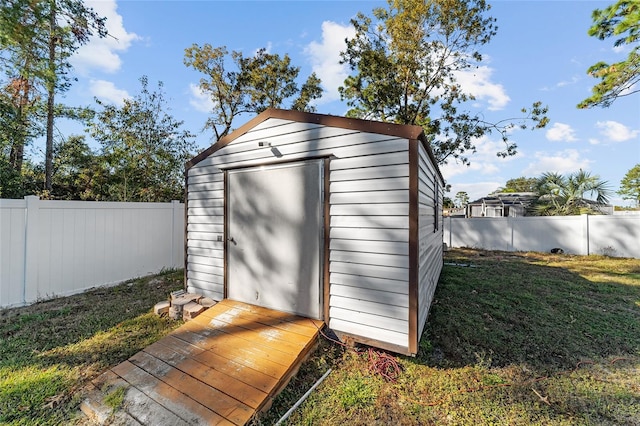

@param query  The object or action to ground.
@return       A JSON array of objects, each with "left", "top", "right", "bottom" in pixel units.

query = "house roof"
[
  {"left": 186, "top": 108, "right": 444, "bottom": 182},
  {"left": 468, "top": 192, "right": 539, "bottom": 206}
]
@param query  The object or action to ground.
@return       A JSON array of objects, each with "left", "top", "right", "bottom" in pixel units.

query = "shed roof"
[{"left": 186, "top": 108, "right": 443, "bottom": 182}]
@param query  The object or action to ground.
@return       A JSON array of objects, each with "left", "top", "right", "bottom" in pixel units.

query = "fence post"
[
  {"left": 508, "top": 216, "right": 514, "bottom": 251},
  {"left": 23, "top": 195, "right": 40, "bottom": 304},
  {"left": 171, "top": 200, "right": 182, "bottom": 269},
  {"left": 581, "top": 214, "right": 590, "bottom": 255}
]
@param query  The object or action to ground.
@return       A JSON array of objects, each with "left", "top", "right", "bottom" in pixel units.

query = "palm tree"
[{"left": 532, "top": 170, "right": 611, "bottom": 216}]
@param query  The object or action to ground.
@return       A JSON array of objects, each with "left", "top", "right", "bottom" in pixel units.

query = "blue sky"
[{"left": 58, "top": 0, "right": 639, "bottom": 205}]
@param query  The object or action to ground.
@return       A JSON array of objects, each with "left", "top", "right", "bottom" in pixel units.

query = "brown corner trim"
[
  {"left": 223, "top": 170, "right": 229, "bottom": 300},
  {"left": 323, "top": 157, "right": 332, "bottom": 323},
  {"left": 408, "top": 139, "right": 420, "bottom": 356}
]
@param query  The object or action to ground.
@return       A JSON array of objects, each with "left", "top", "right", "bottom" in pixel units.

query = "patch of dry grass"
[{"left": 256, "top": 249, "right": 640, "bottom": 425}]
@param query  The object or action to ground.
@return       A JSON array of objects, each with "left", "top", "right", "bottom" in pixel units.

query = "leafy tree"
[
  {"left": 184, "top": 44, "right": 323, "bottom": 142},
  {"left": 89, "top": 76, "right": 196, "bottom": 202},
  {"left": 531, "top": 170, "right": 612, "bottom": 216},
  {"left": 0, "top": 0, "right": 47, "bottom": 174},
  {"left": 618, "top": 163, "right": 640, "bottom": 207},
  {"left": 578, "top": 0, "right": 639, "bottom": 108},
  {"left": 443, "top": 196, "right": 455, "bottom": 208},
  {"left": 454, "top": 191, "right": 469, "bottom": 208},
  {"left": 48, "top": 135, "right": 104, "bottom": 200},
  {"left": 0, "top": 155, "right": 24, "bottom": 197},
  {"left": 0, "top": 0, "right": 107, "bottom": 190},
  {"left": 339, "top": 0, "right": 549, "bottom": 166},
  {"left": 499, "top": 177, "right": 538, "bottom": 193}
]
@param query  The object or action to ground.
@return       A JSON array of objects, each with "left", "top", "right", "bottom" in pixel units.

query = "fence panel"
[
  {"left": 0, "top": 199, "right": 27, "bottom": 307},
  {"left": 0, "top": 197, "right": 185, "bottom": 309},
  {"left": 445, "top": 215, "right": 640, "bottom": 258},
  {"left": 511, "top": 216, "right": 585, "bottom": 254},
  {"left": 588, "top": 215, "right": 640, "bottom": 257}
]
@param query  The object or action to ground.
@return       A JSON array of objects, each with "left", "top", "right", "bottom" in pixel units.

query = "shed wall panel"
[
  {"left": 416, "top": 143, "right": 444, "bottom": 339},
  {"left": 186, "top": 117, "right": 414, "bottom": 350},
  {"left": 330, "top": 226, "right": 408, "bottom": 242},
  {"left": 330, "top": 295, "right": 408, "bottom": 320},
  {"left": 330, "top": 177, "right": 409, "bottom": 192},
  {"left": 330, "top": 250, "right": 410, "bottom": 269},
  {"left": 187, "top": 247, "right": 224, "bottom": 258},
  {"left": 330, "top": 261, "right": 409, "bottom": 282},
  {"left": 330, "top": 204, "right": 408, "bottom": 217},
  {"left": 330, "top": 307, "right": 408, "bottom": 334},
  {"left": 330, "top": 273, "right": 407, "bottom": 294},
  {"left": 330, "top": 215, "right": 408, "bottom": 229},
  {"left": 331, "top": 285, "right": 409, "bottom": 307},
  {"left": 330, "top": 239, "right": 409, "bottom": 256},
  {"left": 329, "top": 318, "right": 408, "bottom": 348}
]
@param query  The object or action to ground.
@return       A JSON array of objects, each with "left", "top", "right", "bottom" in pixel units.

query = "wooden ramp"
[{"left": 81, "top": 299, "right": 323, "bottom": 425}]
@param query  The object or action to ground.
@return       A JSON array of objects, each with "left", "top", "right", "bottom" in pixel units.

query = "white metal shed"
[{"left": 185, "top": 108, "right": 444, "bottom": 355}]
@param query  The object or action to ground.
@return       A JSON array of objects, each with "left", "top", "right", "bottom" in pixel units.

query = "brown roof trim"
[
  {"left": 417, "top": 133, "right": 445, "bottom": 185},
  {"left": 186, "top": 108, "right": 429, "bottom": 170}
]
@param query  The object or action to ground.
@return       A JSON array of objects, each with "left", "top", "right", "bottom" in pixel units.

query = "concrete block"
[
  {"left": 171, "top": 293, "right": 202, "bottom": 308},
  {"left": 170, "top": 289, "right": 185, "bottom": 300},
  {"left": 168, "top": 305, "right": 182, "bottom": 320},
  {"left": 183, "top": 302, "right": 206, "bottom": 321},
  {"left": 199, "top": 297, "right": 217, "bottom": 308},
  {"left": 153, "top": 301, "right": 170, "bottom": 316}
]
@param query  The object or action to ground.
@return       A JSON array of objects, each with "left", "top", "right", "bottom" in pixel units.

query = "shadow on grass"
[
  {"left": 419, "top": 249, "right": 640, "bottom": 371},
  {"left": 0, "top": 270, "right": 184, "bottom": 425}
]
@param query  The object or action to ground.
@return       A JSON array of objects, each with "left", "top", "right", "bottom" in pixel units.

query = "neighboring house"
[
  {"left": 466, "top": 192, "right": 538, "bottom": 217},
  {"left": 577, "top": 199, "right": 614, "bottom": 215},
  {"left": 466, "top": 192, "right": 614, "bottom": 217},
  {"left": 184, "top": 108, "right": 445, "bottom": 356},
  {"left": 466, "top": 193, "right": 538, "bottom": 217}
]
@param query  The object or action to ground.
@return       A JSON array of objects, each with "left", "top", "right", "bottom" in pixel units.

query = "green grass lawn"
[
  {"left": 0, "top": 270, "right": 184, "bottom": 425},
  {"left": 256, "top": 249, "right": 640, "bottom": 425},
  {"left": 1, "top": 250, "right": 639, "bottom": 425}
]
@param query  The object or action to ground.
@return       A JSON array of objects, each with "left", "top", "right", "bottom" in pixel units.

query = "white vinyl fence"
[
  {"left": 444, "top": 215, "right": 640, "bottom": 258},
  {"left": 0, "top": 196, "right": 184, "bottom": 309}
]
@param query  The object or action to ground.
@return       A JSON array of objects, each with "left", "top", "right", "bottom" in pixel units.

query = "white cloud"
[
  {"left": 89, "top": 80, "right": 129, "bottom": 106},
  {"left": 71, "top": 0, "right": 140, "bottom": 75},
  {"left": 546, "top": 122, "right": 578, "bottom": 142},
  {"left": 188, "top": 83, "right": 213, "bottom": 113},
  {"left": 439, "top": 135, "right": 522, "bottom": 179},
  {"left": 595, "top": 120, "right": 639, "bottom": 142},
  {"left": 556, "top": 75, "right": 580, "bottom": 87},
  {"left": 613, "top": 44, "right": 628, "bottom": 54},
  {"left": 453, "top": 66, "right": 510, "bottom": 111},
  {"left": 305, "top": 22, "right": 510, "bottom": 110},
  {"left": 522, "top": 149, "right": 592, "bottom": 176},
  {"left": 304, "top": 21, "right": 355, "bottom": 103}
]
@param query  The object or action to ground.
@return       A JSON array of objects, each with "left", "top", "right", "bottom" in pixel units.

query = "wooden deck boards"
[{"left": 83, "top": 299, "right": 323, "bottom": 425}]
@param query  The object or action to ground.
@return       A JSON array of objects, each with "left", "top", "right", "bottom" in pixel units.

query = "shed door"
[{"left": 227, "top": 160, "right": 323, "bottom": 319}]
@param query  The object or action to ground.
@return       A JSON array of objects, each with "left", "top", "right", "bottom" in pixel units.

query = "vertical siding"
[
  {"left": 0, "top": 200, "right": 27, "bottom": 307},
  {"left": 186, "top": 118, "right": 411, "bottom": 349},
  {"left": 417, "top": 143, "right": 444, "bottom": 339},
  {"left": 1, "top": 199, "right": 184, "bottom": 308}
]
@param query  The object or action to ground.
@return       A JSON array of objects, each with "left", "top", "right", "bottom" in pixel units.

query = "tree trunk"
[
  {"left": 45, "top": 0, "right": 56, "bottom": 193},
  {"left": 9, "top": 105, "right": 25, "bottom": 172}
]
